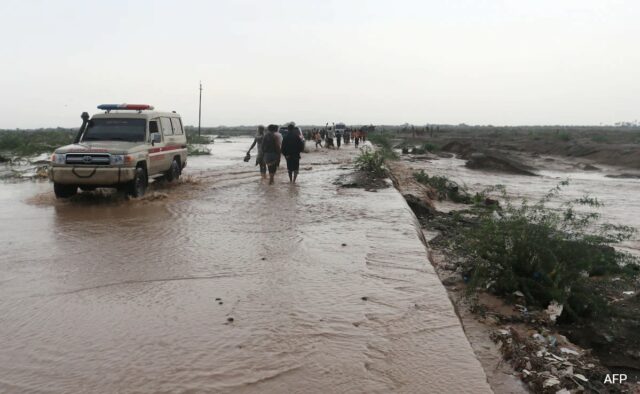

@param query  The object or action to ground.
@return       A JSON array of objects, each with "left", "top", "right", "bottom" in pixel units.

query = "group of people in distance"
[
  {"left": 309, "top": 127, "right": 367, "bottom": 149},
  {"left": 246, "top": 124, "right": 304, "bottom": 185},
  {"left": 246, "top": 123, "right": 367, "bottom": 185}
]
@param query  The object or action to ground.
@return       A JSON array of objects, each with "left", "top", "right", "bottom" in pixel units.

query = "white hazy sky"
[{"left": 0, "top": 0, "right": 638, "bottom": 128}]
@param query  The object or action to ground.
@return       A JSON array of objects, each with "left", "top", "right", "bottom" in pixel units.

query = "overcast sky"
[{"left": 0, "top": 0, "right": 638, "bottom": 128}]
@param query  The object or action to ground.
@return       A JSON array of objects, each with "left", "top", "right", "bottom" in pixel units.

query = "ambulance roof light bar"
[{"left": 97, "top": 104, "right": 155, "bottom": 113}]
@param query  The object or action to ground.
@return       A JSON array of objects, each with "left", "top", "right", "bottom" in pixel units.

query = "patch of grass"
[
  {"left": 556, "top": 132, "right": 571, "bottom": 142},
  {"left": 421, "top": 142, "right": 439, "bottom": 152},
  {"left": 367, "top": 133, "right": 399, "bottom": 160},
  {"left": 0, "top": 129, "right": 75, "bottom": 157},
  {"left": 187, "top": 145, "right": 211, "bottom": 156},
  {"left": 355, "top": 147, "right": 387, "bottom": 177},
  {"left": 186, "top": 133, "right": 212, "bottom": 156},
  {"left": 186, "top": 133, "right": 212, "bottom": 145},
  {"left": 413, "top": 170, "right": 471, "bottom": 203},
  {"left": 462, "top": 182, "right": 638, "bottom": 322},
  {"left": 590, "top": 134, "right": 611, "bottom": 144}
]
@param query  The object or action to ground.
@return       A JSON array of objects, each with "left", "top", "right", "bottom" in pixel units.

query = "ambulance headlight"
[
  {"left": 51, "top": 153, "right": 65, "bottom": 164},
  {"left": 110, "top": 155, "right": 125, "bottom": 165}
]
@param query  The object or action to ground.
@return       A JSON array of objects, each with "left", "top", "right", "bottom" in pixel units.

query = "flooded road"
[{"left": 0, "top": 139, "right": 491, "bottom": 393}]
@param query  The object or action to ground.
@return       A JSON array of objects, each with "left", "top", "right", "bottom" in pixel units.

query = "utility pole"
[{"left": 198, "top": 81, "right": 203, "bottom": 137}]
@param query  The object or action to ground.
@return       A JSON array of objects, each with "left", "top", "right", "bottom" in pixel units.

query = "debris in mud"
[
  {"left": 333, "top": 171, "right": 389, "bottom": 190},
  {"left": 227, "top": 317, "right": 234, "bottom": 323},
  {"left": 546, "top": 301, "right": 563, "bottom": 323},
  {"left": 491, "top": 326, "right": 618, "bottom": 393},
  {"left": 361, "top": 296, "right": 368, "bottom": 301}
]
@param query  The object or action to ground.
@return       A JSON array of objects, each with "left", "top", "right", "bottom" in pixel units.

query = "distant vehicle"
[
  {"left": 335, "top": 122, "right": 346, "bottom": 136},
  {"left": 49, "top": 104, "right": 188, "bottom": 198}
]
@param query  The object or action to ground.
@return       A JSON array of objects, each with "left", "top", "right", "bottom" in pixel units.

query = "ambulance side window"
[
  {"left": 170, "top": 117, "right": 184, "bottom": 135},
  {"left": 160, "top": 117, "right": 173, "bottom": 136},
  {"left": 149, "top": 120, "right": 159, "bottom": 141}
]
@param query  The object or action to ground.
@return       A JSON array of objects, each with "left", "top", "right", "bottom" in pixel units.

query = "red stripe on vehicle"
[{"left": 148, "top": 146, "right": 184, "bottom": 154}]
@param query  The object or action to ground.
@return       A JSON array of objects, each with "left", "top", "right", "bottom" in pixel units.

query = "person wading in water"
[
  {"left": 262, "top": 124, "right": 281, "bottom": 185},
  {"left": 246, "top": 125, "right": 266, "bottom": 179},
  {"left": 281, "top": 123, "right": 305, "bottom": 183}
]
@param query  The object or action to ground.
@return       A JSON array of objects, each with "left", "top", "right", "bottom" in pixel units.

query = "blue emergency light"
[{"left": 97, "top": 104, "right": 154, "bottom": 111}]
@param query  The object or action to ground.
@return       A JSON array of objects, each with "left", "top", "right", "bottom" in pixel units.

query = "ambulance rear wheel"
[{"left": 165, "top": 158, "right": 181, "bottom": 182}]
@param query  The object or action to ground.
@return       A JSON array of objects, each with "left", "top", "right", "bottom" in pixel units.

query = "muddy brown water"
[{"left": 0, "top": 138, "right": 491, "bottom": 393}]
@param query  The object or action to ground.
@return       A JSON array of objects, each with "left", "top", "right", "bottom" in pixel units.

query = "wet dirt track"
[{"left": 0, "top": 139, "right": 491, "bottom": 393}]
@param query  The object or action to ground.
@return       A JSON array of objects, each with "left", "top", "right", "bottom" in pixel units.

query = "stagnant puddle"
[{"left": 0, "top": 139, "right": 491, "bottom": 393}]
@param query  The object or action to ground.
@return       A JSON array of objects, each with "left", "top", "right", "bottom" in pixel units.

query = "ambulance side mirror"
[{"left": 150, "top": 133, "right": 161, "bottom": 146}]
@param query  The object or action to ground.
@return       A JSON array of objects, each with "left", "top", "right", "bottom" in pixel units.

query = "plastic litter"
[
  {"left": 546, "top": 301, "right": 563, "bottom": 323},
  {"left": 543, "top": 377, "right": 561, "bottom": 388},
  {"left": 574, "top": 373, "right": 588, "bottom": 382},
  {"left": 560, "top": 347, "right": 580, "bottom": 356}
]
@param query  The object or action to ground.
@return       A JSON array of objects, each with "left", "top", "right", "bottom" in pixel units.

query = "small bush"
[
  {"left": 367, "top": 133, "right": 399, "bottom": 160},
  {"left": 590, "top": 134, "right": 610, "bottom": 143},
  {"left": 186, "top": 133, "right": 212, "bottom": 145},
  {"left": 463, "top": 182, "right": 638, "bottom": 321},
  {"left": 187, "top": 145, "right": 211, "bottom": 156},
  {"left": 421, "top": 142, "right": 439, "bottom": 152},
  {"left": 414, "top": 170, "right": 471, "bottom": 203},
  {"left": 0, "top": 130, "right": 75, "bottom": 156},
  {"left": 355, "top": 147, "right": 387, "bottom": 177}
]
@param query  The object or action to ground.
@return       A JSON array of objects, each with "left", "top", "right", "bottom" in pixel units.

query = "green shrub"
[
  {"left": 187, "top": 144, "right": 211, "bottom": 156},
  {"left": 367, "top": 133, "right": 399, "bottom": 160},
  {"left": 413, "top": 170, "right": 471, "bottom": 203},
  {"left": 421, "top": 142, "right": 439, "bottom": 152},
  {"left": 590, "top": 134, "right": 610, "bottom": 143},
  {"left": 186, "top": 133, "right": 212, "bottom": 145},
  {"left": 0, "top": 130, "right": 75, "bottom": 156},
  {"left": 355, "top": 147, "right": 387, "bottom": 177},
  {"left": 463, "top": 182, "right": 638, "bottom": 321}
]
